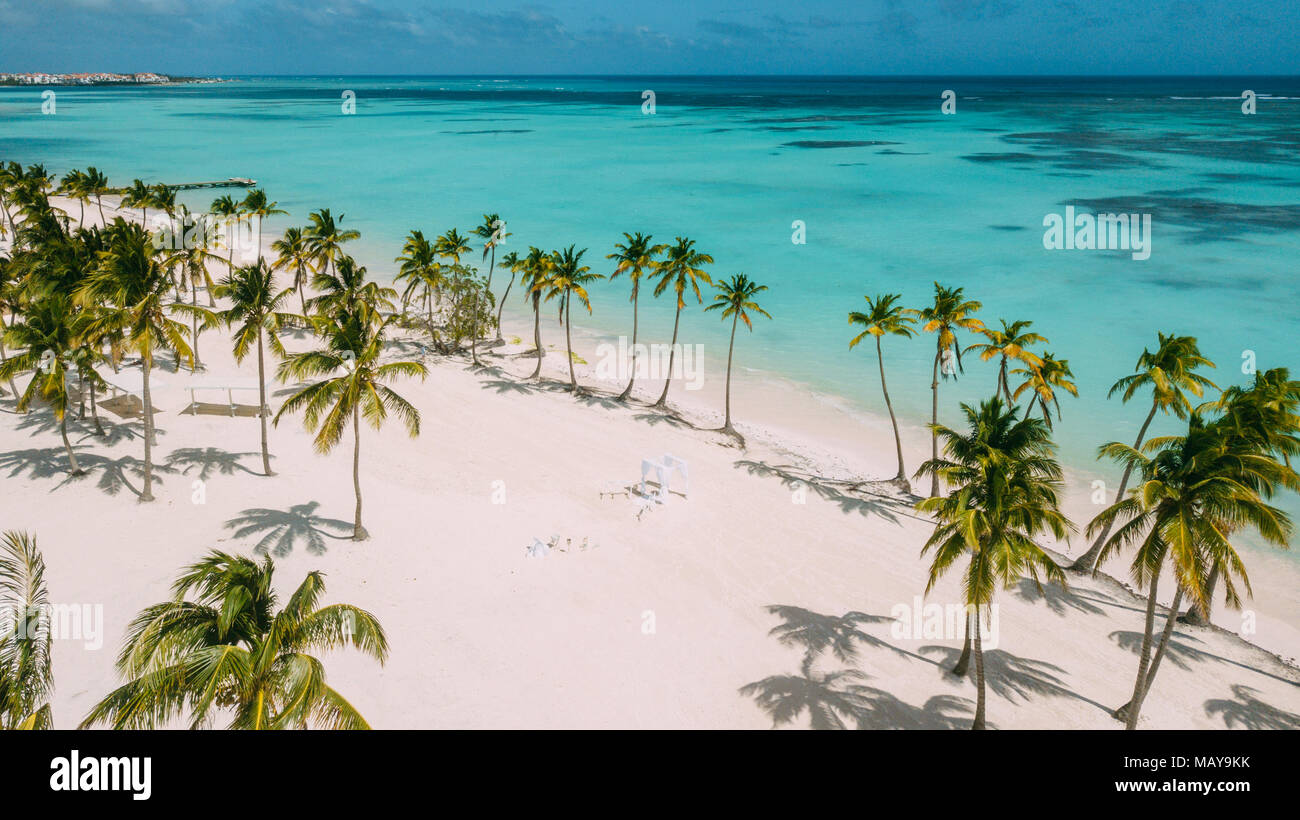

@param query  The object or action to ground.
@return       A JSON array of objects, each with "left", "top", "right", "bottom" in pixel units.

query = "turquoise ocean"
[{"left": 2, "top": 75, "right": 1299, "bottom": 592}]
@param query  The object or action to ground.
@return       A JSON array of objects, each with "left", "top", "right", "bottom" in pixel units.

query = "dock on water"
[{"left": 168, "top": 177, "right": 257, "bottom": 190}]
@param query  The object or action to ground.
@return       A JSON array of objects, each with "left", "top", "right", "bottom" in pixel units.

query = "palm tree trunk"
[
  {"left": 141, "top": 356, "right": 155, "bottom": 501},
  {"left": 877, "top": 336, "right": 908, "bottom": 490},
  {"left": 654, "top": 305, "right": 683, "bottom": 408},
  {"left": 529, "top": 299, "right": 543, "bottom": 380},
  {"left": 352, "top": 404, "right": 368, "bottom": 541},
  {"left": 257, "top": 330, "right": 273, "bottom": 476},
  {"left": 952, "top": 609, "right": 972, "bottom": 676},
  {"left": 1117, "top": 585, "right": 1184, "bottom": 726},
  {"left": 191, "top": 280, "right": 202, "bottom": 371},
  {"left": 77, "top": 371, "right": 86, "bottom": 419},
  {"left": 1183, "top": 568, "right": 1218, "bottom": 624},
  {"left": 723, "top": 311, "right": 738, "bottom": 431},
  {"left": 1123, "top": 564, "right": 1162, "bottom": 729},
  {"left": 564, "top": 295, "right": 577, "bottom": 392},
  {"left": 96, "top": 196, "right": 105, "bottom": 224},
  {"left": 1072, "top": 400, "right": 1159, "bottom": 573},
  {"left": 298, "top": 269, "right": 308, "bottom": 316},
  {"left": 999, "top": 357, "right": 1013, "bottom": 406},
  {"left": 618, "top": 284, "right": 640, "bottom": 401},
  {"left": 60, "top": 413, "right": 83, "bottom": 475},
  {"left": 972, "top": 609, "right": 986, "bottom": 730},
  {"left": 495, "top": 273, "right": 516, "bottom": 341},
  {"left": 929, "top": 345, "right": 941, "bottom": 498},
  {"left": 89, "top": 379, "right": 104, "bottom": 436}
]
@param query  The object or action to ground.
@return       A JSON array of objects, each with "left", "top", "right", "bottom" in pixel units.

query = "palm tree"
[
  {"left": 915, "top": 398, "right": 1071, "bottom": 728},
  {"left": 0, "top": 531, "right": 53, "bottom": 729},
  {"left": 607, "top": 232, "right": 665, "bottom": 402},
  {"left": 434, "top": 228, "right": 471, "bottom": 265},
  {"left": 275, "top": 308, "right": 426, "bottom": 540},
  {"left": 968, "top": 319, "right": 1046, "bottom": 405},
  {"left": 80, "top": 550, "right": 388, "bottom": 729},
  {"left": 705, "top": 273, "right": 770, "bottom": 438},
  {"left": 394, "top": 230, "right": 440, "bottom": 326},
  {"left": 217, "top": 260, "right": 299, "bottom": 477},
  {"left": 1071, "top": 333, "right": 1217, "bottom": 574},
  {"left": 650, "top": 237, "right": 713, "bottom": 409},
  {"left": 58, "top": 169, "right": 89, "bottom": 226},
  {"left": 1182, "top": 368, "right": 1300, "bottom": 624},
  {"left": 0, "top": 255, "right": 21, "bottom": 401},
  {"left": 123, "top": 179, "right": 153, "bottom": 225},
  {"left": 1010, "top": 352, "right": 1078, "bottom": 429},
  {"left": 1087, "top": 416, "right": 1291, "bottom": 729},
  {"left": 164, "top": 211, "right": 225, "bottom": 365},
  {"left": 309, "top": 255, "right": 395, "bottom": 321},
  {"left": 305, "top": 208, "right": 360, "bottom": 281},
  {"left": 909, "top": 283, "right": 984, "bottom": 497},
  {"left": 521, "top": 246, "right": 550, "bottom": 379},
  {"left": 78, "top": 220, "right": 193, "bottom": 501},
  {"left": 239, "top": 188, "right": 286, "bottom": 264},
  {"left": 84, "top": 167, "right": 109, "bottom": 225},
  {"left": 473, "top": 213, "right": 508, "bottom": 349},
  {"left": 542, "top": 246, "right": 601, "bottom": 393},
  {"left": 849, "top": 293, "right": 916, "bottom": 490},
  {"left": 210, "top": 194, "right": 243, "bottom": 276},
  {"left": 0, "top": 296, "right": 101, "bottom": 474},
  {"left": 272, "top": 227, "right": 316, "bottom": 317},
  {"left": 495, "top": 250, "right": 525, "bottom": 344}
]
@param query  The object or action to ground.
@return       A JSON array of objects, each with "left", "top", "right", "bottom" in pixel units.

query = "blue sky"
[{"left": 0, "top": 0, "right": 1296, "bottom": 75}]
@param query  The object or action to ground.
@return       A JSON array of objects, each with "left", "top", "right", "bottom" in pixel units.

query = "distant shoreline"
[{"left": 0, "top": 73, "right": 227, "bottom": 87}]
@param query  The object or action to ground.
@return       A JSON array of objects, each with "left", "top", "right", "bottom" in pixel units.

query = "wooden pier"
[{"left": 168, "top": 178, "right": 257, "bottom": 190}]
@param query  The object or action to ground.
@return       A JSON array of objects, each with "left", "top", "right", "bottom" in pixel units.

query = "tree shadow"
[
  {"left": 740, "top": 668, "right": 875, "bottom": 729},
  {"left": 920, "top": 645, "right": 1111, "bottom": 713},
  {"left": 479, "top": 378, "right": 535, "bottom": 396},
  {"left": 0, "top": 446, "right": 169, "bottom": 497},
  {"left": 166, "top": 447, "right": 261, "bottom": 480},
  {"left": 632, "top": 411, "right": 690, "bottom": 429},
  {"left": 734, "top": 459, "right": 918, "bottom": 523},
  {"left": 1203, "top": 684, "right": 1300, "bottom": 730},
  {"left": 764, "top": 604, "right": 911, "bottom": 663},
  {"left": 74, "top": 418, "right": 145, "bottom": 446},
  {"left": 1012, "top": 577, "right": 1107, "bottom": 617},
  {"left": 1109, "top": 629, "right": 1298, "bottom": 687},
  {"left": 224, "top": 501, "right": 353, "bottom": 557}
]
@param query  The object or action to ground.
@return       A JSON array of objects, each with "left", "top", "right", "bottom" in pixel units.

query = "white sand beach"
[{"left": 0, "top": 196, "right": 1296, "bottom": 730}]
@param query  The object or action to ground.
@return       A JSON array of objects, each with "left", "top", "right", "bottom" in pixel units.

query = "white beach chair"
[
  {"left": 661, "top": 453, "right": 690, "bottom": 498},
  {"left": 640, "top": 458, "right": 670, "bottom": 504}
]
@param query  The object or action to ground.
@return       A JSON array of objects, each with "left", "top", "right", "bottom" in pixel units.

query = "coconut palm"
[
  {"left": 123, "top": 179, "right": 153, "bottom": 225},
  {"left": 434, "top": 228, "right": 471, "bottom": 265},
  {"left": 607, "top": 232, "right": 665, "bottom": 401},
  {"left": 495, "top": 250, "right": 525, "bottom": 344},
  {"left": 163, "top": 211, "right": 225, "bottom": 365},
  {"left": 1071, "top": 333, "right": 1218, "bottom": 574},
  {"left": 914, "top": 397, "right": 1071, "bottom": 729},
  {"left": 473, "top": 213, "right": 508, "bottom": 350},
  {"left": 541, "top": 246, "right": 601, "bottom": 393},
  {"left": 305, "top": 208, "right": 359, "bottom": 281},
  {"left": 275, "top": 308, "right": 426, "bottom": 540},
  {"left": 1087, "top": 416, "right": 1291, "bottom": 729},
  {"left": 0, "top": 531, "right": 53, "bottom": 730},
  {"left": 394, "top": 230, "right": 440, "bottom": 326},
  {"left": 239, "top": 189, "right": 286, "bottom": 264},
  {"left": 967, "top": 319, "right": 1046, "bottom": 405},
  {"left": 0, "top": 296, "right": 105, "bottom": 474},
  {"left": 271, "top": 227, "right": 315, "bottom": 317},
  {"left": 1182, "top": 368, "right": 1300, "bottom": 624},
  {"left": 0, "top": 255, "right": 21, "bottom": 401},
  {"left": 521, "top": 246, "right": 550, "bottom": 379},
  {"left": 58, "top": 169, "right": 89, "bottom": 226},
  {"left": 705, "top": 273, "right": 770, "bottom": 438},
  {"left": 309, "top": 255, "right": 395, "bottom": 321},
  {"left": 1010, "top": 352, "right": 1078, "bottom": 429},
  {"left": 649, "top": 237, "right": 713, "bottom": 409},
  {"left": 78, "top": 220, "right": 193, "bottom": 501},
  {"left": 80, "top": 550, "right": 388, "bottom": 729},
  {"left": 849, "top": 293, "right": 917, "bottom": 490},
  {"left": 216, "top": 259, "right": 299, "bottom": 476},
  {"left": 83, "top": 167, "right": 109, "bottom": 225},
  {"left": 909, "top": 283, "right": 984, "bottom": 497},
  {"left": 210, "top": 194, "right": 244, "bottom": 276}
]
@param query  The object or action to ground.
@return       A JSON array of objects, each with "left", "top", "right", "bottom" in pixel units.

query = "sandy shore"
[{"left": 0, "top": 196, "right": 1296, "bottom": 729}]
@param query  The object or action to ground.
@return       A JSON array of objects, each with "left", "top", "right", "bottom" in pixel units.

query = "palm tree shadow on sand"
[
  {"left": 920, "top": 645, "right": 1111, "bottom": 714},
  {"left": 740, "top": 605, "right": 975, "bottom": 729},
  {"left": 0, "top": 445, "right": 169, "bottom": 498},
  {"left": 733, "top": 460, "right": 920, "bottom": 523},
  {"left": 1203, "top": 684, "right": 1300, "bottom": 729},
  {"left": 224, "top": 501, "right": 353, "bottom": 557},
  {"left": 166, "top": 447, "right": 262, "bottom": 480}
]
